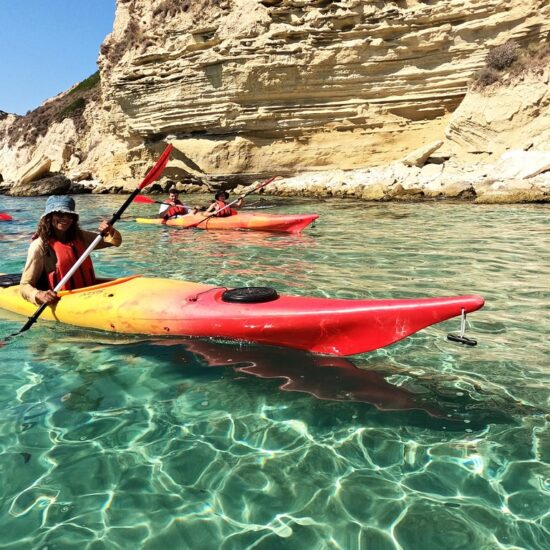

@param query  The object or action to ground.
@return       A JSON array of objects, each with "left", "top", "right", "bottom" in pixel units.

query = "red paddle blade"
[
  {"left": 133, "top": 195, "right": 156, "bottom": 204},
  {"left": 138, "top": 144, "right": 173, "bottom": 190}
]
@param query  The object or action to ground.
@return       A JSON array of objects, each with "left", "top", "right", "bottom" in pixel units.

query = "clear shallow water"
[{"left": 0, "top": 194, "right": 548, "bottom": 549}]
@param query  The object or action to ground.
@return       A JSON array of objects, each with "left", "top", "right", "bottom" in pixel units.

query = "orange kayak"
[{"left": 135, "top": 212, "right": 318, "bottom": 233}]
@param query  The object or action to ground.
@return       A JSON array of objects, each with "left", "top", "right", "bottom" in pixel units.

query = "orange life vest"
[
  {"left": 47, "top": 238, "right": 96, "bottom": 291},
  {"left": 214, "top": 199, "right": 234, "bottom": 217},
  {"left": 162, "top": 205, "right": 188, "bottom": 219}
]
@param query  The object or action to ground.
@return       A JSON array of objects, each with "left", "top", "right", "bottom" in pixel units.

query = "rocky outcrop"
[
  {"left": 8, "top": 174, "right": 72, "bottom": 197},
  {"left": 399, "top": 141, "right": 443, "bottom": 168},
  {"left": 17, "top": 155, "right": 51, "bottom": 185},
  {"left": 247, "top": 148, "right": 550, "bottom": 203},
  {"left": 447, "top": 67, "right": 550, "bottom": 155}
]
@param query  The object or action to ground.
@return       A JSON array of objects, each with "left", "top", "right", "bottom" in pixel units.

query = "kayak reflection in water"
[
  {"left": 194, "top": 340, "right": 437, "bottom": 412},
  {"left": 129, "top": 339, "right": 519, "bottom": 429},
  {"left": 19, "top": 195, "right": 122, "bottom": 306},
  {"left": 130, "top": 337, "right": 440, "bottom": 415}
]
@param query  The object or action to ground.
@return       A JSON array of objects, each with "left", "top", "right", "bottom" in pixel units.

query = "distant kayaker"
[
  {"left": 20, "top": 196, "right": 122, "bottom": 306},
  {"left": 202, "top": 190, "right": 243, "bottom": 217},
  {"left": 159, "top": 185, "right": 191, "bottom": 219}
]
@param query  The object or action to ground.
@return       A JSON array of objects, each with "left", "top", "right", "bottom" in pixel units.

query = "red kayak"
[
  {"left": 0, "top": 275, "right": 484, "bottom": 355},
  {"left": 0, "top": 213, "right": 12, "bottom": 222},
  {"left": 135, "top": 212, "right": 318, "bottom": 233}
]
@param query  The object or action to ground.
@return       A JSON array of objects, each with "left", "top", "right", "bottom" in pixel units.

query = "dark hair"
[
  {"left": 35, "top": 213, "right": 82, "bottom": 248},
  {"left": 168, "top": 187, "right": 179, "bottom": 194},
  {"left": 215, "top": 190, "right": 229, "bottom": 200}
]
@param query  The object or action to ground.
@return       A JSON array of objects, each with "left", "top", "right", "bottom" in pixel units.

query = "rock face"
[
  {"left": 96, "top": 0, "right": 549, "bottom": 177},
  {"left": 261, "top": 148, "right": 550, "bottom": 204},
  {"left": 0, "top": 0, "right": 548, "bottom": 200},
  {"left": 447, "top": 67, "right": 550, "bottom": 155},
  {"left": 17, "top": 155, "right": 52, "bottom": 185}
]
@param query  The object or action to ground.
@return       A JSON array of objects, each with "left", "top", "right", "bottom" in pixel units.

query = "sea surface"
[{"left": 0, "top": 194, "right": 548, "bottom": 549}]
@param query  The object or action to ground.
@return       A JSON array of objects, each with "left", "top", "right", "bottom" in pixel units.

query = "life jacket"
[
  {"left": 214, "top": 200, "right": 234, "bottom": 217},
  {"left": 47, "top": 238, "right": 96, "bottom": 291},
  {"left": 162, "top": 205, "right": 188, "bottom": 219}
]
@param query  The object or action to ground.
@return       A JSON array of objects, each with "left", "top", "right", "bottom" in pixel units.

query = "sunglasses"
[{"left": 52, "top": 212, "right": 76, "bottom": 219}]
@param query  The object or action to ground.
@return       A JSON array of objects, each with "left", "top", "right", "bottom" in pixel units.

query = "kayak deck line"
[
  {"left": 0, "top": 275, "right": 484, "bottom": 356},
  {"left": 57, "top": 275, "right": 141, "bottom": 296},
  {"left": 135, "top": 212, "right": 319, "bottom": 233}
]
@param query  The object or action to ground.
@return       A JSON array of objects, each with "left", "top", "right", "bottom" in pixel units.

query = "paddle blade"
[
  {"left": 138, "top": 144, "right": 173, "bottom": 190},
  {"left": 133, "top": 195, "right": 156, "bottom": 204}
]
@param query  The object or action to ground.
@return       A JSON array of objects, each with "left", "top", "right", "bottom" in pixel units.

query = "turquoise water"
[{"left": 0, "top": 194, "right": 548, "bottom": 549}]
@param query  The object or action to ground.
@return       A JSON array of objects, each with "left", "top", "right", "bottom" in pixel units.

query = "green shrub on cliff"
[
  {"left": 485, "top": 41, "right": 519, "bottom": 71},
  {"left": 7, "top": 72, "right": 100, "bottom": 146},
  {"left": 473, "top": 40, "right": 549, "bottom": 89},
  {"left": 68, "top": 71, "right": 100, "bottom": 96},
  {"left": 57, "top": 97, "right": 86, "bottom": 120}
]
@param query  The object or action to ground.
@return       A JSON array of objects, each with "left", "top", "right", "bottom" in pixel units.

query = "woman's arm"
[
  {"left": 204, "top": 202, "right": 217, "bottom": 215},
  {"left": 20, "top": 239, "right": 54, "bottom": 305}
]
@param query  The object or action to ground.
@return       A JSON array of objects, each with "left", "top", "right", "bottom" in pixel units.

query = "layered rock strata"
[{"left": 98, "top": 0, "right": 549, "bottom": 177}]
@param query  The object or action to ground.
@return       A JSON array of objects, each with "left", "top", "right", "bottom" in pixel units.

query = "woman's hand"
[
  {"left": 36, "top": 290, "right": 59, "bottom": 305},
  {"left": 98, "top": 220, "right": 114, "bottom": 236}
]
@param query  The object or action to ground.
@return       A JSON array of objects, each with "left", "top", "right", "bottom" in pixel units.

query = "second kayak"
[{"left": 135, "top": 212, "right": 319, "bottom": 233}]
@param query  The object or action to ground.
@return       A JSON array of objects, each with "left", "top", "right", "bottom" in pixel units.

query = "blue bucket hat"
[{"left": 42, "top": 196, "right": 79, "bottom": 219}]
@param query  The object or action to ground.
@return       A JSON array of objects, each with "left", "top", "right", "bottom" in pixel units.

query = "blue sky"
[{"left": 0, "top": 0, "right": 116, "bottom": 115}]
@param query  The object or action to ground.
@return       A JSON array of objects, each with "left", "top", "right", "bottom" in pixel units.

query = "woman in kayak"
[
  {"left": 203, "top": 190, "right": 243, "bottom": 217},
  {"left": 159, "top": 185, "right": 190, "bottom": 219},
  {"left": 20, "top": 195, "right": 122, "bottom": 306}
]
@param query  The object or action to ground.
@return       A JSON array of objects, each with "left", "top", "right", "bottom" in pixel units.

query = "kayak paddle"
[
  {"left": 190, "top": 176, "right": 278, "bottom": 228},
  {"left": 3, "top": 144, "right": 173, "bottom": 343},
  {"left": 133, "top": 195, "right": 166, "bottom": 205}
]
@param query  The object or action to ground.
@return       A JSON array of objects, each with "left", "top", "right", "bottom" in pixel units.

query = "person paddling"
[
  {"left": 159, "top": 185, "right": 191, "bottom": 220},
  {"left": 20, "top": 196, "right": 122, "bottom": 306},
  {"left": 202, "top": 190, "right": 243, "bottom": 217}
]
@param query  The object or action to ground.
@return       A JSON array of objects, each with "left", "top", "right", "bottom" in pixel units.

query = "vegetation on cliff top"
[
  {"left": 473, "top": 40, "right": 550, "bottom": 89},
  {"left": 6, "top": 72, "right": 100, "bottom": 147},
  {"left": 68, "top": 71, "right": 100, "bottom": 96}
]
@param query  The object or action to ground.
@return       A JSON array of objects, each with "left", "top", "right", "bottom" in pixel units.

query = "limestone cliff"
[
  {"left": 96, "top": 0, "right": 549, "bottom": 181},
  {"left": 447, "top": 67, "right": 550, "bottom": 156},
  {"left": 0, "top": 0, "right": 549, "bottom": 198}
]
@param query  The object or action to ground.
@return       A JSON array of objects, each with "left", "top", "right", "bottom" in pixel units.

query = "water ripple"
[{"left": 0, "top": 196, "right": 548, "bottom": 548}]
